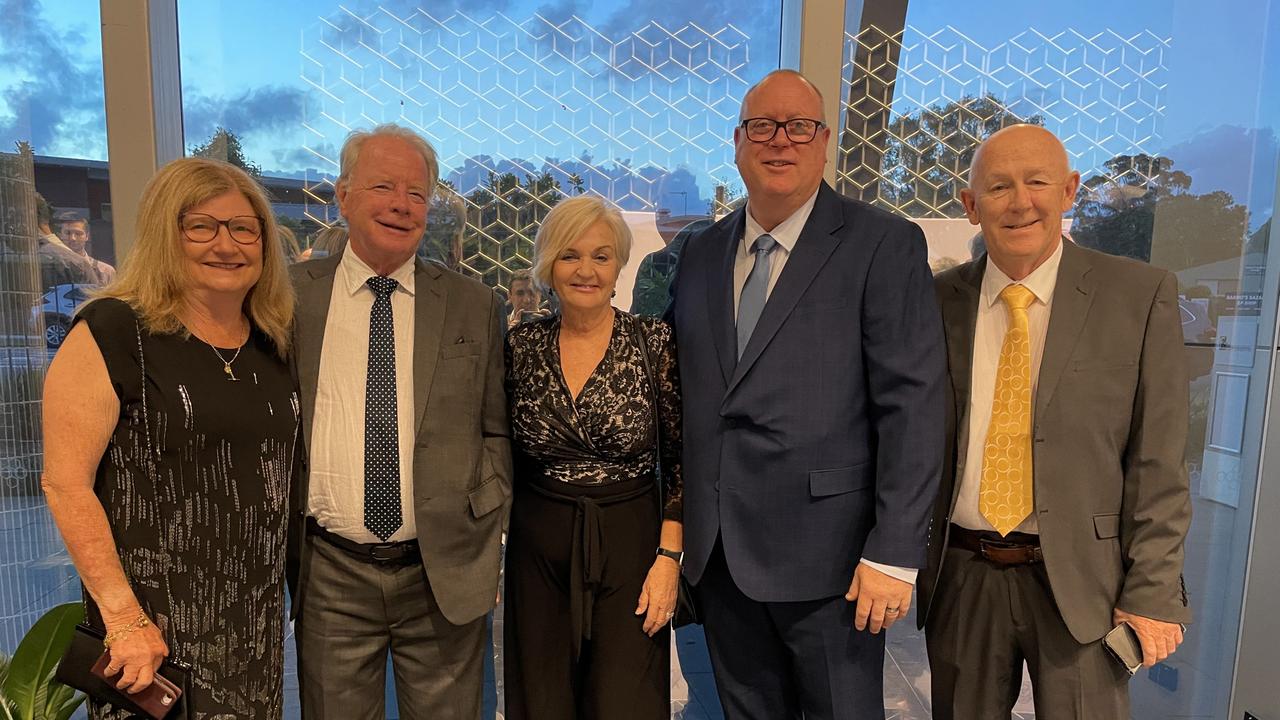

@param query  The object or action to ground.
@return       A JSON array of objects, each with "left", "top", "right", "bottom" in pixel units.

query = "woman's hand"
[
  {"left": 102, "top": 609, "right": 169, "bottom": 694},
  {"left": 635, "top": 555, "right": 680, "bottom": 637}
]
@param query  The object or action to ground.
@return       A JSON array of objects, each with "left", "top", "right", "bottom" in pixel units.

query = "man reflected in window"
[
  {"left": 55, "top": 209, "right": 115, "bottom": 284},
  {"left": 34, "top": 194, "right": 92, "bottom": 289},
  {"left": 506, "top": 269, "right": 549, "bottom": 329}
]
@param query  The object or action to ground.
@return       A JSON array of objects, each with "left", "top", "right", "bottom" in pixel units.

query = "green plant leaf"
[
  {"left": 1, "top": 604, "right": 83, "bottom": 720},
  {"left": 43, "top": 667, "right": 84, "bottom": 720},
  {"left": 47, "top": 680, "right": 83, "bottom": 720}
]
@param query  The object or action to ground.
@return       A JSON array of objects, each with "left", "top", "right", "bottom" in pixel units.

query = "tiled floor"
[
  {"left": 2, "top": 497, "right": 1039, "bottom": 719},
  {"left": 7, "top": 491, "right": 1244, "bottom": 720}
]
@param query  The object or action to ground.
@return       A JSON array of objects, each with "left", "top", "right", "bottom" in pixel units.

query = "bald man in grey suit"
[{"left": 919, "top": 125, "right": 1191, "bottom": 719}]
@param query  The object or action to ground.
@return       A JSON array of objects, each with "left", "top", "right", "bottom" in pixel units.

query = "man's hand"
[
  {"left": 846, "top": 563, "right": 913, "bottom": 634},
  {"left": 1113, "top": 608, "right": 1184, "bottom": 667}
]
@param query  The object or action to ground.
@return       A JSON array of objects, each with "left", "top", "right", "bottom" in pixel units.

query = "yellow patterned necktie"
[{"left": 980, "top": 284, "right": 1036, "bottom": 536}]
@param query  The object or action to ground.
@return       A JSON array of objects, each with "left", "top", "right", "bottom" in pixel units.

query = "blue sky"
[{"left": 1, "top": 0, "right": 1277, "bottom": 219}]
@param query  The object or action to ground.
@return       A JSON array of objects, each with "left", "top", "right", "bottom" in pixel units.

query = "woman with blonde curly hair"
[{"left": 42, "top": 157, "right": 299, "bottom": 718}]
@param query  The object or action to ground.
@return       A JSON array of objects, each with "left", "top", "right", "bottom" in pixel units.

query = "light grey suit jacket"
[
  {"left": 285, "top": 253, "right": 513, "bottom": 625},
  {"left": 919, "top": 240, "right": 1192, "bottom": 643}
]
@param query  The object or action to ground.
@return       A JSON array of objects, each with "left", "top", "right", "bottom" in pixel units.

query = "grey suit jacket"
[
  {"left": 285, "top": 252, "right": 513, "bottom": 625},
  {"left": 918, "top": 241, "right": 1192, "bottom": 643}
]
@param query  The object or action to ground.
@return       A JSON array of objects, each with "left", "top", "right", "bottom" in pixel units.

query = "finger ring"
[
  {"left": 666, "top": 611, "right": 675, "bottom": 619},
  {"left": 885, "top": 607, "right": 900, "bottom": 615}
]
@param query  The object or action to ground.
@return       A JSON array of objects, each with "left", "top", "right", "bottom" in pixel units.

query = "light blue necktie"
[{"left": 737, "top": 233, "right": 776, "bottom": 359}]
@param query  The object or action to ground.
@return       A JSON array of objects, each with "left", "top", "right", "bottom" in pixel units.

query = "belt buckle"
[
  {"left": 977, "top": 537, "right": 1038, "bottom": 565},
  {"left": 369, "top": 543, "right": 405, "bottom": 563},
  {"left": 976, "top": 537, "right": 1001, "bottom": 562},
  {"left": 977, "top": 537, "right": 1020, "bottom": 564}
]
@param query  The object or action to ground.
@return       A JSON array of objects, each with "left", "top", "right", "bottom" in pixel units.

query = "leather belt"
[
  {"left": 306, "top": 516, "right": 420, "bottom": 565},
  {"left": 948, "top": 524, "right": 1043, "bottom": 566}
]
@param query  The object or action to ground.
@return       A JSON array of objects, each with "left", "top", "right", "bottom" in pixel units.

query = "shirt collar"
[
  {"left": 339, "top": 244, "right": 417, "bottom": 297},
  {"left": 741, "top": 188, "right": 820, "bottom": 257},
  {"left": 981, "top": 238, "right": 1065, "bottom": 308}
]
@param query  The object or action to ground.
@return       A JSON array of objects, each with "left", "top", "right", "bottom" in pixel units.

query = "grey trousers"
[
  {"left": 925, "top": 545, "right": 1130, "bottom": 720},
  {"left": 296, "top": 536, "right": 486, "bottom": 720}
]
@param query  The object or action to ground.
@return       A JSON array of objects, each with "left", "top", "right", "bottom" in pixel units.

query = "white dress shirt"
[
  {"left": 734, "top": 190, "right": 817, "bottom": 312},
  {"left": 307, "top": 246, "right": 418, "bottom": 543},
  {"left": 738, "top": 192, "right": 917, "bottom": 585},
  {"left": 952, "top": 240, "right": 1065, "bottom": 535}
]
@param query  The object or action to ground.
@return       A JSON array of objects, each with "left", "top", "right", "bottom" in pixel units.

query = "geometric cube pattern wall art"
[
  {"left": 297, "top": 5, "right": 758, "bottom": 287},
  {"left": 839, "top": 24, "right": 1171, "bottom": 218}
]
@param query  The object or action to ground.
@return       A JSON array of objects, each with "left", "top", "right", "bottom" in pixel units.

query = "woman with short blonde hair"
[
  {"left": 505, "top": 193, "right": 683, "bottom": 719},
  {"left": 43, "top": 157, "right": 299, "bottom": 717},
  {"left": 530, "top": 194, "right": 632, "bottom": 295}
]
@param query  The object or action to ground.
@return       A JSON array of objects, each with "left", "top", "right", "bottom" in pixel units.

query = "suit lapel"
[
  {"left": 295, "top": 255, "right": 341, "bottom": 453},
  {"left": 706, "top": 211, "right": 744, "bottom": 386},
  {"left": 727, "top": 183, "right": 843, "bottom": 396},
  {"left": 412, "top": 259, "right": 447, "bottom": 436},
  {"left": 1035, "top": 241, "right": 1096, "bottom": 423},
  {"left": 941, "top": 258, "right": 983, "bottom": 510}
]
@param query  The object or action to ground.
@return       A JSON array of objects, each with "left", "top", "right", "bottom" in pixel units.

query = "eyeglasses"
[
  {"left": 740, "top": 117, "right": 826, "bottom": 144},
  {"left": 179, "top": 213, "right": 263, "bottom": 244}
]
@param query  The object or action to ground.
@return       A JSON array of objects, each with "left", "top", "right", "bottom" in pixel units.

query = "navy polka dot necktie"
[{"left": 364, "top": 275, "right": 402, "bottom": 541}]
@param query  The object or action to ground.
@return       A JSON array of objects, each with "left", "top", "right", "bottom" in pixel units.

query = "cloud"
[
  {"left": 1160, "top": 125, "right": 1278, "bottom": 229},
  {"left": 0, "top": 0, "right": 108, "bottom": 159},
  {"left": 182, "top": 85, "right": 306, "bottom": 147}
]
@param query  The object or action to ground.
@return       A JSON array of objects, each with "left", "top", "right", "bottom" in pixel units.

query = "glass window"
[
  {"left": 0, "top": 0, "right": 113, "bottom": 655},
  {"left": 178, "top": 1, "right": 783, "bottom": 314},
  {"left": 177, "top": 1, "right": 783, "bottom": 716},
  {"left": 840, "top": 1, "right": 1280, "bottom": 717}
]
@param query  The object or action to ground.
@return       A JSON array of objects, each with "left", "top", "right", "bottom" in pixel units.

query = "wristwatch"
[{"left": 656, "top": 547, "right": 684, "bottom": 565}]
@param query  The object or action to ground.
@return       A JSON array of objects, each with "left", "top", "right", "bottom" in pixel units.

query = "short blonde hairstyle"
[
  {"left": 96, "top": 157, "right": 294, "bottom": 357},
  {"left": 531, "top": 195, "right": 632, "bottom": 294},
  {"left": 338, "top": 124, "right": 439, "bottom": 198}
]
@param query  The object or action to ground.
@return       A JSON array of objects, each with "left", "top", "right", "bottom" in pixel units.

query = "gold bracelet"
[{"left": 103, "top": 608, "right": 151, "bottom": 649}]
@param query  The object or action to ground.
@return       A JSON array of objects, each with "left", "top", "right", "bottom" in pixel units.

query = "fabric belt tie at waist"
[{"left": 524, "top": 478, "right": 656, "bottom": 662}]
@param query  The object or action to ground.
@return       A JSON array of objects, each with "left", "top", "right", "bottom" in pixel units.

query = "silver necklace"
[{"left": 204, "top": 339, "right": 244, "bottom": 381}]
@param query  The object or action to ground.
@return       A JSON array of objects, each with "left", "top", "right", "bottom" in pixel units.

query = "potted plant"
[{"left": 0, "top": 602, "right": 85, "bottom": 720}]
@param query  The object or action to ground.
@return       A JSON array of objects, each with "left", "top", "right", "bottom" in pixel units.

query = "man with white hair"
[{"left": 287, "top": 123, "right": 512, "bottom": 719}]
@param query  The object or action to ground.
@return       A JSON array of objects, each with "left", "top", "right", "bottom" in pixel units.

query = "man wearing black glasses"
[{"left": 667, "top": 69, "right": 946, "bottom": 718}]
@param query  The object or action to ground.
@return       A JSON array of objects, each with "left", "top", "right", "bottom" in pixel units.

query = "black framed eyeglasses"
[
  {"left": 179, "top": 213, "right": 263, "bottom": 244},
  {"left": 740, "top": 117, "right": 827, "bottom": 144}
]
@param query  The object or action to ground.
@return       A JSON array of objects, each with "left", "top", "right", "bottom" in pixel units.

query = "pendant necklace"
[{"left": 205, "top": 340, "right": 244, "bottom": 381}]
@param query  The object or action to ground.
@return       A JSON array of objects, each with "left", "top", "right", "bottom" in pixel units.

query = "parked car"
[{"left": 34, "top": 284, "right": 93, "bottom": 349}]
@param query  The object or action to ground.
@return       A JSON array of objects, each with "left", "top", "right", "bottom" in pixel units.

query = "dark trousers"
[
  {"left": 296, "top": 536, "right": 485, "bottom": 720},
  {"left": 698, "top": 541, "right": 886, "bottom": 720},
  {"left": 925, "top": 545, "right": 1130, "bottom": 720},
  {"left": 503, "top": 479, "right": 670, "bottom": 720}
]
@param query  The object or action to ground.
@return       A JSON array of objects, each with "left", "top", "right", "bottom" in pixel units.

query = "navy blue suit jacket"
[{"left": 669, "top": 182, "right": 946, "bottom": 602}]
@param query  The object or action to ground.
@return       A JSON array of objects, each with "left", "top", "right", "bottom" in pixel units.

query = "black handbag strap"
[{"left": 625, "top": 313, "right": 664, "bottom": 523}]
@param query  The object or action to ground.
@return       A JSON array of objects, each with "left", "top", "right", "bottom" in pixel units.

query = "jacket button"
[{"left": 726, "top": 418, "right": 738, "bottom": 429}]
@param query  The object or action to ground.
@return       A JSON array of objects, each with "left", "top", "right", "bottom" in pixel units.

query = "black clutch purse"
[
  {"left": 672, "top": 573, "right": 700, "bottom": 628},
  {"left": 55, "top": 624, "right": 191, "bottom": 720}
]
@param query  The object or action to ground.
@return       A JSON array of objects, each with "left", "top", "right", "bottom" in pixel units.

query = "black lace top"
[{"left": 505, "top": 310, "right": 683, "bottom": 521}]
